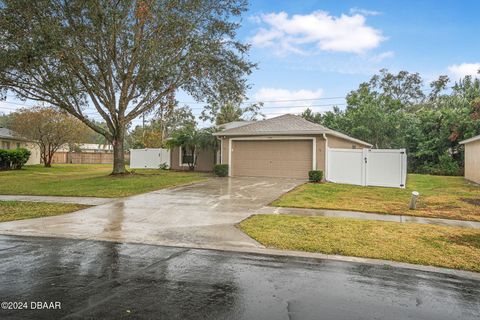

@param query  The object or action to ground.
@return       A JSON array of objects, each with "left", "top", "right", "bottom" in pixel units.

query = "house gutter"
[{"left": 323, "top": 133, "right": 328, "bottom": 181}]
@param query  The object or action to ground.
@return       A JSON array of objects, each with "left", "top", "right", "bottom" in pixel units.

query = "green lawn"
[
  {"left": 239, "top": 214, "right": 480, "bottom": 272},
  {"left": 272, "top": 174, "right": 480, "bottom": 221},
  {"left": 0, "top": 201, "right": 89, "bottom": 222},
  {"left": 0, "top": 164, "right": 207, "bottom": 198}
]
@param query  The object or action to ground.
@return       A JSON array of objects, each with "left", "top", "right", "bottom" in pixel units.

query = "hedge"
[
  {"left": 214, "top": 164, "right": 228, "bottom": 177},
  {"left": 308, "top": 170, "right": 323, "bottom": 182},
  {"left": 0, "top": 148, "right": 31, "bottom": 170}
]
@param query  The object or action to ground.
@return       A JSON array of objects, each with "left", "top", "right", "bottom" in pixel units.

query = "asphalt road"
[{"left": 0, "top": 235, "right": 478, "bottom": 320}]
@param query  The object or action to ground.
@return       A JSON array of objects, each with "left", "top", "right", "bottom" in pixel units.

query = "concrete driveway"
[{"left": 0, "top": 177, "right": 303, "bottom": 249}]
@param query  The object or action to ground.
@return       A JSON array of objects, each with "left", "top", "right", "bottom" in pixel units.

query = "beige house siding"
[
  {"left": 170, "top": 146, "right": 215, "bottom": 172},
  {"left": 24, "top": 142, "right": 41, "bottom": 165},
  {"left": 315, "top": 136, "right": 326, "bottom": 173},
  {"left": 327, "top": 135, "right": 369, "bottom": 149},
  {"left": 0, "top": 139, "right": 40, "bottom": 165},
  {"left": 221, "top": 137, "right": 229, "bottom": 165},
  {"left": 464, "top": 140, "right": 480, "bottom": 184}
]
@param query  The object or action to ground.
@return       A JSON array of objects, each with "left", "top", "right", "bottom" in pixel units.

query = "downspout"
[
  {"left": 216, "top": 137, "right": 223, "bottom": 164},
  {"left": 323, "top": 133, "right": 328, "bottom": 181}
]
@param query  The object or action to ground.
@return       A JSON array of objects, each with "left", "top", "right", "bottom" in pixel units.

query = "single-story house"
[
  {"left": 460, "top": 134, "right": 480, "bottom": 184},
  {"left": 0, "top": 127, "right": 41, "bottom": 165},
  {"left": 170, "top": 114, "right": 372, "bottom": 178}
]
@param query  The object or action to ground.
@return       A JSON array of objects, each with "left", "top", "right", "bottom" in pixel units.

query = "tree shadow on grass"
[{"left": 446, "top": 233, "right": 480, "bottom": 249}]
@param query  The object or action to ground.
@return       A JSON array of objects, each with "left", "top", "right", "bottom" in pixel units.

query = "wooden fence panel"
[
  {"left": 50, "top": 152, "right": 130, "bottom": 164},
  {"left": 51, "top": 152, "right": 68, "bottom": 164}
]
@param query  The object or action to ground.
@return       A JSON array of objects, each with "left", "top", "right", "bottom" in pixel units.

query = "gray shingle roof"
[
  {"left": 213, "top": 114, "right": 372, "bottom": 146},
  {"left": 0, "top": 127, "right": 23, "bottom": 140},
  {"left": 217, "top": 121, "right": 256, "bottom": 131}
]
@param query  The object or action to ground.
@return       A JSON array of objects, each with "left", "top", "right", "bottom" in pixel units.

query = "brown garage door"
[{"left": 231, "top": 140, "right": 312, "bottom": 179}]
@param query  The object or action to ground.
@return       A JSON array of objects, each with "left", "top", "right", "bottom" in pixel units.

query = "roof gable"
[
  {"left": 213, "top": 114, "right": 372, "bottom": 147},
  {"left": 214, "top": 114, "right": 329, "bottom": 135},
  {"left": 460, "top": 134, "right": 480, "bottom": 144}
]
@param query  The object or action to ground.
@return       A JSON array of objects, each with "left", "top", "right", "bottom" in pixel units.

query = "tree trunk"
[
  {"left": 112, "top": 126, "right": 127, "bottom": 175},
  {"left": 45, "top": 145, "right": 55, "bottom": 167},
  {"left": 41, "top": 145, "right": 51, "bottom": 167}
]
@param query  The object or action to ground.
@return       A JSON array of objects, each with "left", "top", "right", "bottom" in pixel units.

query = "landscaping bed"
[
  {"left": 0, "top": 164, "right": 207, "bottom": 198},
  {"left": 0, "top": 201, "right": 89, "bottom": 222},
  {"left": 272, "top": 174, "right": 480, "bottom": 221},
  {"left": 239, "top": 214, "right": 480, "bottom": 272}
]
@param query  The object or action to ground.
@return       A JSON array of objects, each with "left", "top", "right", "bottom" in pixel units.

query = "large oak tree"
[{"left": 0, "top": 0, "right": 253, "bottom": 173}]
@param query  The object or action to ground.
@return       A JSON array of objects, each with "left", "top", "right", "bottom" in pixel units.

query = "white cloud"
[
  {"left": 255, "top": 87, "right": 324, "bottom": 102},
  {"left": 251, "top": 11, "right": 385, "bottom": 55},
  {"left": 448, "top": 63, "right": 480, "bottom": 79},
  {"left": 349, "top": 7, "right": 381, "bottom": 16},
  {"left": 369, "top": 51, "right": 394, "bottom": 63},
  {"left": 254, "top": 87, "right": 334, "bottom": 118},
  {"left": 248, "top": 15, "right": 262, "bottom": 24}
]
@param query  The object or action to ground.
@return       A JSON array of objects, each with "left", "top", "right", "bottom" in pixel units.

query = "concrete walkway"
[
  {"left": 0, "top": 195, "right": 116, "bottom": 206},
  {"left": 0, "top": 177, "right": 303, "bottom": 249},
  {"left": 255, "top": 206, "right": 480, "bottom": 229}
]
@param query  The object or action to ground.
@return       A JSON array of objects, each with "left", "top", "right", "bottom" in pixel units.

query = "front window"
[
  {"left": 1, "top": 141, "right": 10, "bottom": 150},
  {"left": 181, "top": 147, "right": 194, "bottom": 165}
]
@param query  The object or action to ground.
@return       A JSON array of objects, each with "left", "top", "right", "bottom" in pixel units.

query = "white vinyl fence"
[
  {"left": 327, "top": 148, "right": 407, "bottom": 188},
  {"left": 130, "top": 148, "right": 170, "bottom": 169}
]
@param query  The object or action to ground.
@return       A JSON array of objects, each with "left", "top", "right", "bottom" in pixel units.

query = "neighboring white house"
[
  {"left": 460, "top": 134, "right": 480, "bottom": 184},
  {"left": 0, "top": 127, "right": 41, "bottom": 165}
]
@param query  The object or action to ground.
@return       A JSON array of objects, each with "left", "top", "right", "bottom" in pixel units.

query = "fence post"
[{"left": 362, "top": 148, "right": 368, "bottom": 186}]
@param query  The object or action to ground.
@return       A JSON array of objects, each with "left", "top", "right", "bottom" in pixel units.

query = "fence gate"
[
  {"left": 327, "top": 148, "right": 407, "bottom": 188},
  {"left": 130, "top": 148, "right": 171, "bottom": 169}
]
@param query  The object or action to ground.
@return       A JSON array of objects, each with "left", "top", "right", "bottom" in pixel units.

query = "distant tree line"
[{"left": 302, "top": 69, "right": 480, "bottom": 175}]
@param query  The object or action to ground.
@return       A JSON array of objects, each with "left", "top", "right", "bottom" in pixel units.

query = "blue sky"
[
  {"left": 227, "top": 0, "right": 480, "bottom": 118},
  {"left": 1, "top": 0, "right": 479, "bottom": 126}
]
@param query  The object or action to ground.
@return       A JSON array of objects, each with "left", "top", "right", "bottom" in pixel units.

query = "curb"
[{"left": 2, "top": 233, "right": 479, "bottom": 281}]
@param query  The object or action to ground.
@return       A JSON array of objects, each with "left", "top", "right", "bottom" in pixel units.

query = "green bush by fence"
[
  {"left": 214, "top": 164, "right": 228, "bottom": 177},
  {"left": 308, "top": 170, "right": 323, "bottom": 182},
  {"left": 0, "top": 148, "right": 31, "bottom": 170}
]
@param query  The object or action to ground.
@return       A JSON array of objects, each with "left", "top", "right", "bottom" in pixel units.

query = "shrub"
[
  {"left": 214, "top": 164, "right": 228, "bottom": 177},
  {"left": 11, "top": 148, "right": 31, "bottom": 169},
  {"left": 308, "top": 170, "right": 323, "bottom": 182},
  {"left": 416, "top": 153, "right": 462, "bottom": 176},
  {"left": 437, "top": 153, "right": 461, "bottom": 176},
  {"left": 0, "top": 148, "right": 31, "bottom": 170},
  {"left": 159, "top": 162, "right": 170, "bottom": 170},
  {"left": 0, "top": 149, "right": 10, "bottom": 170}
]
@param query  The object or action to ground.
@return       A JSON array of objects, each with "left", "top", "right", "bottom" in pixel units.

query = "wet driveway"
[
  {"left": 0, "top": 236, "right": 478, "bottom": 320},
  {"left": 0, "top": 177, "right": 302, "bottom": 249}
]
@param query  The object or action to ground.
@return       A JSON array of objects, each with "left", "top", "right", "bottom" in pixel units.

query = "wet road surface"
[{"left": 0, "top": 235, "right": 479, "bottom": 320}]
